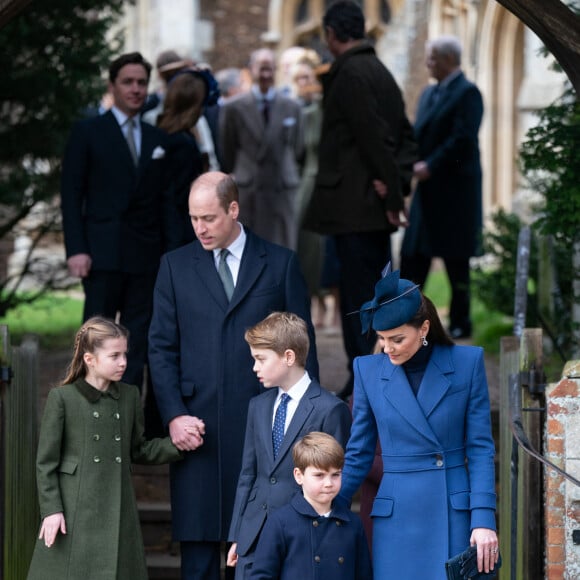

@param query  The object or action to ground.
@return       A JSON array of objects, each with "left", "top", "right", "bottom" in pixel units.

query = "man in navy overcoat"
[
  {"left": 401, "top": 36, "right": 484, "bottom": 339},
  {"left": 148, "top": 172, "right": 318, "bottom": 580}
]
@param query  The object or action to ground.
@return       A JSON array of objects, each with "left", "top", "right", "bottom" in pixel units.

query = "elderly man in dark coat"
[
  {"left": 401, "top": 35, "right": 484, "bottom": 339},
  {"left": 303, "top": 0, "right": 413, "bottom": 400},
  {"left": 148, "top": 172, "right": 318, "bottom": 580}
]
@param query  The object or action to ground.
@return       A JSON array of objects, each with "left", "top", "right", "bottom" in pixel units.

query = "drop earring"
[{"left": 421, "top": 336, "right": 428, "bottom": 347}]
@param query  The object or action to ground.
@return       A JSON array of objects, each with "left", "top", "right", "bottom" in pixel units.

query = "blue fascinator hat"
[
  {"left": 358, "top": 263, "right": 422, "bottom": 333},
  {"left": 170, "top": 67, "right": 220, "bottom": 107}
]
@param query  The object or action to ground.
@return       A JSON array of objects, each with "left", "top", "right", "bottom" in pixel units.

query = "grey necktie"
[
  {"left": 218, "top": 249, "right": 235, "bottom": 300},
  {"left": 125, "top": 118, "right": 139, "bottom": 166}
]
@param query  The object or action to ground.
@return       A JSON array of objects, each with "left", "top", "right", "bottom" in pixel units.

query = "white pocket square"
[
  {"left": 152, "top": 146, "right": 165, "bottom": 159},
  {"left": 283, "top": 117, "right": 297, "bottom": 127}
]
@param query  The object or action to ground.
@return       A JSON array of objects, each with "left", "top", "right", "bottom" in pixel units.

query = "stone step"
[{"left": 146, "top": 553, "right": 180, "bottom": 580}]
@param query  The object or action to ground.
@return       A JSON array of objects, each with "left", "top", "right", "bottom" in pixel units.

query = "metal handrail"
[{"left": 509, "top": 372, "right": 580, "bottom": 487}]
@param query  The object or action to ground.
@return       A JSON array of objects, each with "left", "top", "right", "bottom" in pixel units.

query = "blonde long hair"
[{"left": 62, "top": 317, "right": 128, "bottom": 385}]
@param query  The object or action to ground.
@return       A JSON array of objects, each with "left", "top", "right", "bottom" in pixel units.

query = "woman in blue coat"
[{"left": 339, "top": 266, "right": 499, "bottom": 578}]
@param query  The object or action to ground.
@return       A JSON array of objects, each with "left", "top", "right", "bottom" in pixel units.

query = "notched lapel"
[
  {"left": 417, "top": 347, "right": 454, "bottom": 418},
  {"left": 192, "top": 245, "right": 230, "bottom": 310},
  {"left": 227, "top": 234, "right": 266, "bottom": 312},
  {"left": 381, "top": 358, "right": 440, "bottom": 446}
]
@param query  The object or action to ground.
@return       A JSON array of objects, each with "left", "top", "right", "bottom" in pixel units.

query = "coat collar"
[
  {"left": 291, "top": 492, "right": 352, "bottom": 523},
  {"left": 379, "top": 345, "right": 454, "bottom": 445},
  {"left": 74, "top": 378, "right": 121, "bottom": 403},
  {"left": 415, "top": 72, "right": 467, "bottom": 134},
  {"left": 190, "top": 228, "right": 267, "bottom": 312}
]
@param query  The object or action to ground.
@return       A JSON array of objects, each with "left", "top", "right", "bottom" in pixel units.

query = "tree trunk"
[{"left": 495, "top": 0, "right": 580, "bottom": 95}]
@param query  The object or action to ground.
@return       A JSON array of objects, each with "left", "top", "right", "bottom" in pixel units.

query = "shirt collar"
[
  {"left": 74, "top": 378, "right": 121, "bottom": 403},
  {"left": 110, "top": 106, "right": 140, "bottom": 128},
  {"left": 277, "top": 371, "right": 311, "bottom": 402},
  {"left": 212, "top": 223, "right": 246, "bottom": 262},
  {"left": 252, "top": 85, "right": 276, "bottom": 102}
]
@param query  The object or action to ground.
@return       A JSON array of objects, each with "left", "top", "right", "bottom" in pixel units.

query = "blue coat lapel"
[
  {"left": 417, "top": 346, "right": 453, "bottom": 418},
  {"left": 380, "top": 356, "right": 440, "bottom": 447}
]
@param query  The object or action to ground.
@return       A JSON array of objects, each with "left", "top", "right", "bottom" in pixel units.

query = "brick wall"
[
  {"left": 199, "top": 0, "right": 270, "bottom": 71},
  {"left": 545, "top": 360, "right": 580, "bottom": 579}
]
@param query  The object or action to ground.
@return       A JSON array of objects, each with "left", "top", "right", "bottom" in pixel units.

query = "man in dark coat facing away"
[
  {"left": 148, "top": 172, "right": 318, "bottom": 580},
  {"left": 401, "top": 36, "right": 484, "bottom": 339},
  {"left": 303, "top": 0, "right": 412, "bottom": 400}
]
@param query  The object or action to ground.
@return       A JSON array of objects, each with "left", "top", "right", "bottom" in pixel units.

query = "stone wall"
[{"left": 544, "top": 361, "right": 580, "bottom": 579}]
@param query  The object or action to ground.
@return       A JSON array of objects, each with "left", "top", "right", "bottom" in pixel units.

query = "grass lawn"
[
  {"left": 0, "top": 271, "right": 513, "bottom": 353},
  {"left": 0, "top": 292, "right": 83, "bottom": 350},
  {"left": 423, "top": 269, "right": 513, "bottom": 354}
]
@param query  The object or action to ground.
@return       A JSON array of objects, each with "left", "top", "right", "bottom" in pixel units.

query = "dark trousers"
[
  {"left": 334, "top": 231, "right": 392, "bottom": 397},
  {"left": 82, "top": 269, "right": 164, "bottom": 435},
  {"left": 180, "top": 541, "right": 235, "bottom": 580},
  {"left": 400, "top": 254, "right": 471, "bottom": 331}
]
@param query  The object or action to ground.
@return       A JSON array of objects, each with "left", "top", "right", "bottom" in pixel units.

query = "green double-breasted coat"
[{"left": 27, "top": 379, "right": 182, "bottom": 580}]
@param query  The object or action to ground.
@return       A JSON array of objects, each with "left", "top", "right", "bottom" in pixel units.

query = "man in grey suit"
[{"left": 220, "top": 48, "right": 303, "bottom": 250}]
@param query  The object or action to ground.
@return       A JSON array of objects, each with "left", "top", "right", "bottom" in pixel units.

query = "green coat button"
[
  {"left": 93, "top": 411, "right": 100, "bottom": 419},
  {"left": 93, "top": 456, "right": 100, "bottom": 463}
]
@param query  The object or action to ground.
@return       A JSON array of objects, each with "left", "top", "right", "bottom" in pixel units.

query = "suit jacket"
[
  {"left": 304, "top": 42, "right": 408, "bottom": 236},
  {"left": 402, "top": 72, "right": 484, "bottom": 258},
  {"left": 228, "top": 380, "right": 351, "bottom": 555},
  {"left": 219, "top": 91, "right": 303, "bottom": 249},
  {"left": 340, "top": 345, "right": 496, "bottom": 579},
  {"left": 148, "top": 229, "right": 318, "bottom": 541},
  {"left": 61, "top": 110, "right": 172, "bottom": 273},
  {"left": 27, "top": 380, "right": 181, "bottom": 580},
  {"left": 249, "top": 494, "right": 372, "bottom": 580}
]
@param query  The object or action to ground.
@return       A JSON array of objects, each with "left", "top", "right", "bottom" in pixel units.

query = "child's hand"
[
  {"left": 226, "top": 542, "right": 238, "bottom": 567},
  {"left": 39, "top": 512, "right": 66, "bottom": 547}
]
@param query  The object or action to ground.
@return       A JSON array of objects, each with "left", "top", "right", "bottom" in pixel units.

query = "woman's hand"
[
  {"left": 39, "top": 512, "right": 67, "bottom": 547},
  {"left": 470, "top": 527, "right": 499, "bottom": 573}
]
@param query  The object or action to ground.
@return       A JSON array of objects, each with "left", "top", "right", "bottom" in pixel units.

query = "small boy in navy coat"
[
  {"left": 227, "top": 313, "right": 351, "bottom": 579},
  {"left": 248, "top": 432, "right": 372, "bottom": 580}
]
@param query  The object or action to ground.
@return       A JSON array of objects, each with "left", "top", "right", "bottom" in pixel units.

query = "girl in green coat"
[{"left": 27, "top": 317, "right": 187, "bottom": 580}]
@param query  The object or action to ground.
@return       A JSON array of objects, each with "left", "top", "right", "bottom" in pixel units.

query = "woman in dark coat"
[
  {"left": 339, "top": 266, "right": 499, "bottom": 579},
  {"left": 27, "top": 317, "right": 182, "bottom": 580},
  {"left": 158, "top": 69, "right": 209, "bottom": 249}
]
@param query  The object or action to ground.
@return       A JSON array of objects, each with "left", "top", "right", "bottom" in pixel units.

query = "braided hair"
[{"left": 62, "top": 317, "right": 129, "bottom": 385}]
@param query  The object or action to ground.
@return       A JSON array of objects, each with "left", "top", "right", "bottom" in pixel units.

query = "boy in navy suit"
[
  {"left": 227, "top": 313, "right": 351, "bottom": 579},
  {"left": 248, "top": 432, "right": 372, "bottom": 580}
]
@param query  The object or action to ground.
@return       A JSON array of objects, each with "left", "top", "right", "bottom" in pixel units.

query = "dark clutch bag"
[{"left": 445, "top": 545, "right": 502, "bottom": 580}]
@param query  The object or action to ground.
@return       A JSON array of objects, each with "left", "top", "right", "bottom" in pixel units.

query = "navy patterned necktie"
[{"left": 272, "top": 393, "right": 290, "bottom": 458}]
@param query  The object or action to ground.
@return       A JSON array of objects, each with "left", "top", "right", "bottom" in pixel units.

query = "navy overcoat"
[
  {"left": 340, "top": 345, "right": 496, "bottom": 579},
  {"left": 402, "top": 72, "right": 483, "bottom": 259},
  {"left": 148, "top": 230, "right": 318, "bottom": 541},
  {"left": 249, "top": 494, "right": 372, "bottom": 580}
]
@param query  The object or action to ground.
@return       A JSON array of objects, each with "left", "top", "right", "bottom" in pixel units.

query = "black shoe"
[{"left": 449, "top": 326, "right": 472, "bottom": 340}]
